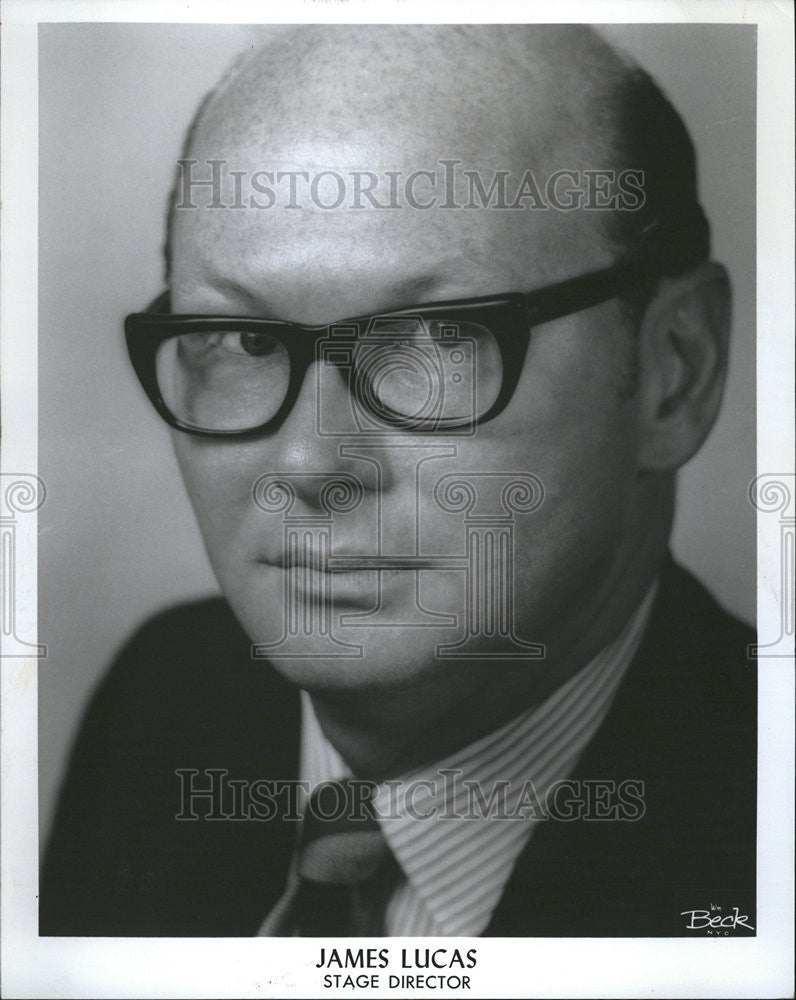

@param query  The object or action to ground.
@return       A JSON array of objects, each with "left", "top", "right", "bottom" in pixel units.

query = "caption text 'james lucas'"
[{"left": 316, "top": 947, "right": 478, "bottom": 991}]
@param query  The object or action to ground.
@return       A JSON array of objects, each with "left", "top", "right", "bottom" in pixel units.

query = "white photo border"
[{"left": 1, "top": 1, "right": 793, "bottom": 997}]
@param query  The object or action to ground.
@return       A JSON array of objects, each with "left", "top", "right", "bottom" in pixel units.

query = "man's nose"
[{"left": 268, "top": 359, "right": 384, "bottom": 507}]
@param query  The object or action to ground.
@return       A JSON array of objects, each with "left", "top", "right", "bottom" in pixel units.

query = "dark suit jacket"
[{"left": 41, "top": 560, "right": 756, "bottom": 936}]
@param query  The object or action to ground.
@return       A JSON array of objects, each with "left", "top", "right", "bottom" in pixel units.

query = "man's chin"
[
  {"left": 227, "top": 567, "right": 549, "bottom": 693},
  {"left": 230, "top": 565, "right": 474, "bottom": 691},
  {"left": 257, "top": 633, "right": 449, "bottom": 693},
  {"left": 248, "top": 625, "right": 551, "bottom": 698}
]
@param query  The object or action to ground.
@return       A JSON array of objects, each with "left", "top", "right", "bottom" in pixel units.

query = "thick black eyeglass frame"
[{"left": 124, "top": 261, "right": 653, "bottom": 438}]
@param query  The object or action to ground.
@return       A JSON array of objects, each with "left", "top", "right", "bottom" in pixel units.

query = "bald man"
[{"left": 42, "top": 25, "right": 756, "bottom": 938}]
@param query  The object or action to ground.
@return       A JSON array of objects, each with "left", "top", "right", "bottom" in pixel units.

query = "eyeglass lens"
[{"left": 154, "top": 315, "right": 505, "bottom": 432}]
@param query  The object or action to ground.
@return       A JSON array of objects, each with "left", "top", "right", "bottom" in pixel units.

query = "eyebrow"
[
  {"left": 205, "top": 277, "right": 264, "bottom": 311},
  {"left": 385, "top": 273, "right": 443, "bottom": 304},
  {"left": 195, "top": 272, "right": 451, "bottom": 323}
]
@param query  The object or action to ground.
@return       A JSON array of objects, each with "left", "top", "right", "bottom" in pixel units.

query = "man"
[{"left": 41, "top": 24, "right": 756, "bottom": 937}]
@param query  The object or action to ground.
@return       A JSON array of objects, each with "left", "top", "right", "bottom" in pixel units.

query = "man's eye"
[{"left": 216, "top": 331, "right": 278, "bottom": 357}]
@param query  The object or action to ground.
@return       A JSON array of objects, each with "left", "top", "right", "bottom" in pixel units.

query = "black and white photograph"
[{"left": 1, "top": 2, "right": 793, "bottom": 998}]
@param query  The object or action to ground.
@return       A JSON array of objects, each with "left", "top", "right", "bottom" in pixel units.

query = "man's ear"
[{"left": 636, "top": 262, "right": 732, "bottom": 472}]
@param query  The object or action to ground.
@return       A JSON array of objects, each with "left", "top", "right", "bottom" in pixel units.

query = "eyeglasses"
[{"left": 124, "top": 261, "right": 654, "bottom": 437}]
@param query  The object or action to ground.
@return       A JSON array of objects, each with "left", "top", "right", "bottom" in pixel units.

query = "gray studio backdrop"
[{"left": 38, "top": 23, "right": 756, "bottom": 845}]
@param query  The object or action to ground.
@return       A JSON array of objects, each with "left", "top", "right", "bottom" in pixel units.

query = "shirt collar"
[{"left": 299, "top": 581, "right": 657, "bottom": 935}]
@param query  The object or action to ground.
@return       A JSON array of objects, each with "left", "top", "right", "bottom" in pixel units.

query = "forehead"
[{"left": 170, "top": 26, "right": 619, "bottom": 320}]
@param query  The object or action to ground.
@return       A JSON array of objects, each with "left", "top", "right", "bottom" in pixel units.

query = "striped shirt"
[{"left": 298, "top": 583, "right": 657, "bottom": 936}]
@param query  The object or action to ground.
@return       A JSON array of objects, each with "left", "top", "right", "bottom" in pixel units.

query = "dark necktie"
[{"left": 261, "top": 780, "right": 400, "bottom": 936}]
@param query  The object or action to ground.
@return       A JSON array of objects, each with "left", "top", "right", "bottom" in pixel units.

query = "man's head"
[{"left": 156, "top": 25, "right": 730, "bottom": 724}]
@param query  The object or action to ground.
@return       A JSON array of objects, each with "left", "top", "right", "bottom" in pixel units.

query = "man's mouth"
[
  {"left": 257, "top": 551, "right": 456, "bottom": 608},
  {"left": 274, "top": 554, "right": 459, "bottom": 572}
]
